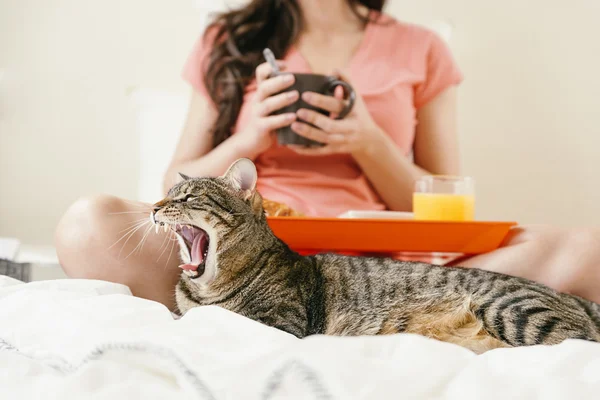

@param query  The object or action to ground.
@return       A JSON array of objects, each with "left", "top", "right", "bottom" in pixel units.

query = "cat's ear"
[
  {"left": 223, "top": 158, "right": 257, "bottom": 196},
  {"left": 176, "top": 172, "right": 192, "bottom": 183},
  {"left": 176, "top": 172, "right": 191, "bottom": 183}
]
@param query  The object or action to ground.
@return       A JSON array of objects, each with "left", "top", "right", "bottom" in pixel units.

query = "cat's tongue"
[{"left": 179, "top": 231, "right": 208, "bottom": 271}]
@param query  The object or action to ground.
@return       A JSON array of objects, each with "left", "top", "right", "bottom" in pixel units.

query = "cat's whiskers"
[
  {"left": 116, "top": 221, "right": 151, "bottom": 259},
  {"left": 116, "top": 217, "right": 151, "bottom": 234},
  {"left": 156, "top": 227, "right": 178, "bottom": 262},
  {"left": 165, "top": 234, "right": 177, "bottom": 267},
  {"left": 126, "top": 223, "right": 157, "bottom": 259},
  {"left": 121, "top": 200, "right": 153, "bottom": 210},
  {"left": 108, "top": 211, "right": 152, "bottom": 216},
  {"left": 108, "top": 219, "right": 149, "bottom": 252},
  {"left": 155, "top": 227, "right": 171, "bottom": 260}
]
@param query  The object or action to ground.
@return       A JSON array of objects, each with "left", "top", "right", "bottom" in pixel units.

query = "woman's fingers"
[
  {"left": 291, "top": 122, "right": 345, "bottom": 144},
  {"left": 330, "top": 86, "right": 346, "bottom": 119},
  {"left": 258, "top": 113, "right": 296, "bottom": 132},
  {"left": 256, "top": 74, "right": 295, "bottom": 101},
  {"left": 301, "top": 92, "right": 346, "bottom": 115},
  {"left": 258, "top": 91, "right": 299, "bottom": 116},
  {"left": 296, "top": 109, "right": 351, "bottom": 134},
  {"left": 255, "top": 61, "right": 287, "bottom": 83}
]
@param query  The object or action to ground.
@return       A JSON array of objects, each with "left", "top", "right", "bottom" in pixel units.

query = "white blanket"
[{"left": 1, "top": 276, "right": 599, "bottom": 399}]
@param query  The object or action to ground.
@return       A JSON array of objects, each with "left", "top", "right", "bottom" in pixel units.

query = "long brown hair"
[{"left": 202, "top": 0, "right": 386, "bottom": 148}]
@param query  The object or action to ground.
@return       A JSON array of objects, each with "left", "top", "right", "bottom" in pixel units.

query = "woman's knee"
[
  {"left": 536, "top": 227, "right": 600, "bottom": 294},
  {"left": 565, "top": 228, "right": 600, "bottom": 251},
  {"left": 54, "top": 195, "right": 127, "bottom": 275},
  {"left": 561, "top": 228, "right": 600, "bottom": 270},
  {"left": 538, "top": 228, "right": 600, "bottom": 264}
]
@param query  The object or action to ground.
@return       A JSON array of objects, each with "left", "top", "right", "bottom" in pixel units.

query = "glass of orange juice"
[{"left": 413, "top": 176, "right": 475, "bottom": 221}]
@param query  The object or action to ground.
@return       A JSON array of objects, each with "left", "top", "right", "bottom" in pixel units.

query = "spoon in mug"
[{"left": 263, "top": 48, "right": 280, "bottom": 75}]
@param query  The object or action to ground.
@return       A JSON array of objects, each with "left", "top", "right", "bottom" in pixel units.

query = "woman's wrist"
[
  {"left": 227, "top": 132, "right": 263, "bottom": 161},
  {"left": 353, "top": 127, "right": 422, "bottom": 178},
  {"left": 352, "top": 126, "right": 388, "bottom": 159}
]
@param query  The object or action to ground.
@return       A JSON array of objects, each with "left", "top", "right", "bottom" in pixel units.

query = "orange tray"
[{"left": 267, "top": 217, "right": 517, "bottom": 255}]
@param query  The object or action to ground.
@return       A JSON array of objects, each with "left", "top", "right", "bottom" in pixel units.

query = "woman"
[{"left": 55, "top": 0, "right": 600, "bottom": 310}]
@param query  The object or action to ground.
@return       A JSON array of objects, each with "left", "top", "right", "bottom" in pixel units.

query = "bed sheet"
[{"left": 1, "top": 276, "right": 599, "bottom": 399}]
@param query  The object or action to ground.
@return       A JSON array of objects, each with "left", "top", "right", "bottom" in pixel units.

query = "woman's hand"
[
  {"left": 289, "top": 71, "right": 385, "bottom": 157},
  {"left": 236, "top": 61, "right": 299, "bottom": 158}
]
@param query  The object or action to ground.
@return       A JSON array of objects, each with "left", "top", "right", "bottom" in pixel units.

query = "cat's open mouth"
[{"left": 171, "top": 224, "right": 209, "bottom": 279}]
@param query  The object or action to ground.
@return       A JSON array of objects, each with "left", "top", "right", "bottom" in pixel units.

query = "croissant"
[{"left": 262, "top": 199, "right": 304, "bottom": 217}]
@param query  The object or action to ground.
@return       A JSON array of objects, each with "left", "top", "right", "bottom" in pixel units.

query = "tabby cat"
[{"left": 151, "top": 159, "right": 600, "bottom": 354}]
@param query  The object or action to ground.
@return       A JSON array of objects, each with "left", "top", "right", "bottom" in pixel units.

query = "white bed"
[{"left": 1, "top": 276, "right": 599, "bottom": 399}]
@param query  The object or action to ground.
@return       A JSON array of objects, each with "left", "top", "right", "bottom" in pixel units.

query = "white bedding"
[{"left": 1, "top": 276, "right": 599, "bottom": 399}]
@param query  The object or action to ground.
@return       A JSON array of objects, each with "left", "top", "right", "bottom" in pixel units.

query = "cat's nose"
[
  {"left": 151, "top": 200, "right": 167, "bottom": 225},
  {"left": 152, "top": 199, "right": 169, "bottom": 211}
]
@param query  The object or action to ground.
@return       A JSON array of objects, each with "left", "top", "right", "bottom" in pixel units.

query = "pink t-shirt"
[{"left": 182, "top": 13, "right": 463, "bottom": 217}]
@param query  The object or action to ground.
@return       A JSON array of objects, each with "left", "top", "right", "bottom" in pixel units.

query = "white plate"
[{"left": 337, "top": 210, "right": 414, "bottom": 220}]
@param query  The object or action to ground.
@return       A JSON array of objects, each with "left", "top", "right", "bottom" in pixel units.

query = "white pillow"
[{"left": 130, "top": 20, "right": 453, "bottom": 203}]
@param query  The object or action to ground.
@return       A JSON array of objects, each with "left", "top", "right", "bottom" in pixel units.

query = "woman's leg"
[
  {"left": 54, "top": 195, "right": 181, "bottom": 310},
  {"left": 458, "top": 225, "right": 600, "bottom": 303}
]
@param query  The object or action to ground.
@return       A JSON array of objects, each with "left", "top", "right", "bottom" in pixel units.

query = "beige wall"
[
  {"left": 1, "top": 0, "right": 599, "bottom": 245},
  {"left": 389, "top": 0, "right": 600, "bottom": 226},
  {"left": 0, "top": 0, "right": 204, "bottom": 244}
]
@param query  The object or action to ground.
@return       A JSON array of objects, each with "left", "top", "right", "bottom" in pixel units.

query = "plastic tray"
[{"left": 267, "top": 217, "right": 516, "bottom": 254}]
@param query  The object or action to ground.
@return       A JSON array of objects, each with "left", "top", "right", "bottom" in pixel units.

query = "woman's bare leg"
[
  {"left": 458, "top": 225, "right": 600, "bottom": 303},
  {"left": 54, "top": 195, "right": 181, "bottom": 310}
]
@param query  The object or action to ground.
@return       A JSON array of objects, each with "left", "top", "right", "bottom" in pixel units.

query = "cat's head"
[{"left": 151, "top": 158, "right": 265, "bottom": 286}]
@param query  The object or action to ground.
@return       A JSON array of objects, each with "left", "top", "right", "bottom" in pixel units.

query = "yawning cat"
[{"left": 151, "top": 158, "right": 600, "bottom": 354}]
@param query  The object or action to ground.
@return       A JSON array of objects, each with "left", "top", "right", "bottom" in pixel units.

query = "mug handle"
[{"left": 326, "top": 78, "right": 356, "bottom": 119}]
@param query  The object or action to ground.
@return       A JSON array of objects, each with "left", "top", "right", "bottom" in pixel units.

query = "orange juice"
[{"left": 413, "top": 193, "right": 475, "bottom": 221}]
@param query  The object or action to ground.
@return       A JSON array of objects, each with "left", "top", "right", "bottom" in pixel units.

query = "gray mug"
[{"left": 271, "top": 73, "right": 356, "bottom": 147}]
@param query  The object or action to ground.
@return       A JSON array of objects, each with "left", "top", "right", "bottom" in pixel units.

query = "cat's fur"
[{"left": 152, "top": 159, "right": 600, "bottom": 354}]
